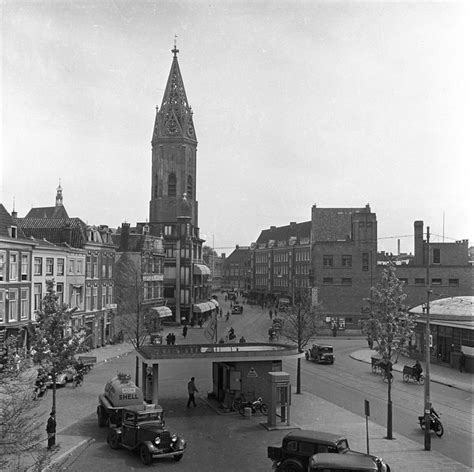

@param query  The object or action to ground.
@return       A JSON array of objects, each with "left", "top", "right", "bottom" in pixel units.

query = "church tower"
[
  {"left": 149, "top": 44, "right": 198, "bottom": 228},
  {"left": 147, "top": 45, "right": 208, "bottom": 324}
]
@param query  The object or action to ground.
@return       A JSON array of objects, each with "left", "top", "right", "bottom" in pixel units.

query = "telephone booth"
[{"left": 267, "top": 371, "right": 291, "bottom": 428}]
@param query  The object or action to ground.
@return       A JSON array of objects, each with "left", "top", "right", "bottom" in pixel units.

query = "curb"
[
  {"left": 349, "top": 353, "right": 473, "bottom": 394},
  {"left": 43, "top": 437, "right": 94, "bottom": 471}
]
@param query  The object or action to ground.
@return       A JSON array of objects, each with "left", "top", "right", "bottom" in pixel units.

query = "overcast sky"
[{"left": 1, "top": 1, "right": 472, "bottom": 256}]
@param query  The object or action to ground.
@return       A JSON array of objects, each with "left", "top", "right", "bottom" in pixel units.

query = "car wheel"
[
  {"left": 280, "top": 459, "right": 304, "bottom": 472},
  {"left": 107, "top": 430, "right": 120, "bottom": 450},
  {"left": 97, "top": 406, "right": 107, "bottom": 427},
  {"left": 419, "top": 375, "right": 425, "bottom": 385},
  {"left": 403, "top": 373, "right": 409, "bottom": 382},
  {"left": 140, "top": 444, "right": 153, "bottom": 465},
  {"left": 173, "top": 454, "right": 183, "bottom": 461}
]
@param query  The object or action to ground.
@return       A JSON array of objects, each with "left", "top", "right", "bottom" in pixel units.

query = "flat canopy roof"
[{"left": 136, "top": 342, "right": 303, "bottom": 364}]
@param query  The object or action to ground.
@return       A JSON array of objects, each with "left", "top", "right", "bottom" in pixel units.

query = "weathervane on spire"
[{"left": 172, "top": 35, "right": 179, "bottom": 57}]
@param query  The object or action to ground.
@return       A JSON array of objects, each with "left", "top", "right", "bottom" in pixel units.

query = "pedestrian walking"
[
  {"left": 219, "top": 307, "right": 223, "bottom": 318},
  {"left": 459, "top": 351, "right": 466, "bottom": 373},
  {"left": 171, "top": 333, "right": 176, "bottom": 345},
  {"left": 187, "top": 377, "right": 198, "bottom": 408},
  {"left": 269, "top": 309, "right": 273, "bottom": 320},
  {"left": 46, "top": 411, "right": 56, "bottom": 449},
  {"left": 182, "top": 325, "right": 188, "bottom": 339},
  {"left": 226, "top": 311, "right": 230, "bottom": 322},
  {"left": 198, "top": 318, "right": 203, "bottom": 329}
]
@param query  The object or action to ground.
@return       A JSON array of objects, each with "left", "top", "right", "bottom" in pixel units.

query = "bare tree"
[
  {"left": 362, "top": 262, "right": 416, "bottom": 439},
  {"left": 280, "top": 289, "right": 323, "bottom": 394},
  {"left": 0, "top": 335, "right": 50, "bottom": 471},
  {"left": 114, "top": 254, "right": 155, "bottom": 384}
]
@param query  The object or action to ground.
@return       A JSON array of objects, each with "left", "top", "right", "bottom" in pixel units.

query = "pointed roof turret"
[
  {"left": 56, "top": 179, "right": 63, "bottom": 207},
  {"left": 152, "top": 43, "right": 197, "bottom": 144}
]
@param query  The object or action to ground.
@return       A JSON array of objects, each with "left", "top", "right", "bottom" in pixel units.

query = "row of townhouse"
[
  {"left": 225, "top": 204, "right": 472, "bottom": 333},
  {"left": 0, "top": 202, "right": 116, "bottom": 350},
  {"left": 1, "top": 187, "right": 167, "bottom": 352}
]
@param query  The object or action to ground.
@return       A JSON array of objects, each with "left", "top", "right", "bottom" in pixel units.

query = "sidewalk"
[
  {"left": 47, "top": 337, "right": 472, "bottom": 471},
  {"left": 350, "top": 348, "right": 473, "bottom": 394}
]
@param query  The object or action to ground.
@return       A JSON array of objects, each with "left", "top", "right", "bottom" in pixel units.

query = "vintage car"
[
  {"left": 309, "top": 453, "right": 380, "bottom": 472},
  {"left": 231, "top": 304, "right": 243, "bottom": 314},
  {"left": 267, "top": 430, "right": 390, "bottom": 472},
  {"left": 107, "top": 404, "right": 186, "bottom": 465},
  {"left": 305, "top": 344, "right": 335, "bottom": 364}
]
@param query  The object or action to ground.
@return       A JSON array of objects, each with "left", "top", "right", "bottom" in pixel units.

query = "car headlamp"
[
  {"left": 171, "top": 434, "right": 177, "bottom": 442},
  {"left": 154, "top": 436, "right": 161, "bottom": 446}
]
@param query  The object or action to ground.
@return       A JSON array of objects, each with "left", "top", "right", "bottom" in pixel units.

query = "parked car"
[
  {"left": 309, "top": 453, "right": 380, "bottom": 471},
  {"left": 267, "top": 430, "right": 390, "bottom": 472},
  {"left": 107, "top": 404, "right": 186, "bottom": 465},
  {"left": 305, "top": 344, "right": 335, "bottom": 364},
  {"left": 47, "top": 366, "right": 76, "bottom": 387}
]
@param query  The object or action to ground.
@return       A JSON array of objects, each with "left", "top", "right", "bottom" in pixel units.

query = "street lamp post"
[{"left": 424, "top": 226, "right": 432, "bottom": 451}]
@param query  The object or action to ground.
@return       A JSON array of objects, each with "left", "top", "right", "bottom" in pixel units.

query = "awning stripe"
[
  {"left": 193, "top": 264, "right": 211, "bottom": 276},
  {"left": 151, "top": 306, "right": 173, "bottom": 318}
]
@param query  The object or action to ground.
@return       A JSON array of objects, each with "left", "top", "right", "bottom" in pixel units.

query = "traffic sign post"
[{"left": 364, "top": 399, "right": 370, "bottom": 454}]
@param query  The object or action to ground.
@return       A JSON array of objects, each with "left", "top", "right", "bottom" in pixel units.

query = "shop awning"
[
  {"left": 193, "top": 302, "right": 215, "bottom": 313},
  {"left": 193, "top": 264, "right": 211, "bottom": 276},
  {"left": 151, "top": 306, "right": 173, "bottom": 318},
  {"left": 210, "top": 299, "right": 219, "bottom": 309}
]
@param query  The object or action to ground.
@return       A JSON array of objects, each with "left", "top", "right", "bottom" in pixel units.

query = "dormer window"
[{"left": 10, "top": 226, "right": 17, "bottom": 238}]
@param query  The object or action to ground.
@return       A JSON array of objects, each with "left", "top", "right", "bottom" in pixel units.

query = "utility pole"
[{"left": 424, "top": 226, "right": 432, "bottom": 451}]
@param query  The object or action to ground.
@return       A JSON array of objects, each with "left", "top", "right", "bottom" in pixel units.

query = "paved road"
[
  {"left": 38, "top": 296, "right": 472, "bottom": 471},
  {"left": 283, "top": 338, "right": 472, "bottom": 467}
]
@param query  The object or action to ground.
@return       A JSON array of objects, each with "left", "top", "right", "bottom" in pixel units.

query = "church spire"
[
  {"left": 152, "top": 42, "right": 196, "bottom": 143},
  {"left": 55, "top": 179, "right": 63, "bottom": 207}
]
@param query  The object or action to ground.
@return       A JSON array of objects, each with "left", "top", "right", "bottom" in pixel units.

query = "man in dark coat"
[{"left": 46, "top": 411, "right": 56, "bottom": 449}]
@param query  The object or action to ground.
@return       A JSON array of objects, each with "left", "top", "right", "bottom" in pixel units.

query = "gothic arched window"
[
  {"left": 187, "top": 175, "right": 193, "bottom": 199},
  {"left": 168, "top": 173, "right": 177, "bottom": 197}
]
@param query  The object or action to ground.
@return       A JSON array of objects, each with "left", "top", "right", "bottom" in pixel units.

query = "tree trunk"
[
  {"left": 296, "top": 357, "right": 301, "bottom": 394},
  {"left": 386, "top": 371, "right": 393, "bottom": 439}
]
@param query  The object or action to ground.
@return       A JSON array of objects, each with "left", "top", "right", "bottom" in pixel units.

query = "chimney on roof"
[
  {"left": 290, "top": 222, "right": 296, "bottom": 226},
  {"left": 121, "top": 222, "right": 130, "bottom": 251},
  {"left": 236, "top": 244, "right": 239, "bottom": 249},
  {"left": 414, "top": 221, "right": 424, "bottom": 265},
  {"left": 11, "top": 210, "right": 17, "bottom": 219},
  {"left": 270, "top": 226, "right": 276, "bottom": 230}
]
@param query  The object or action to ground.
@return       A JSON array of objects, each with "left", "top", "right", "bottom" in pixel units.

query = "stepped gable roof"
[
  {"left": 312, "top": 206, "right": 372, "bottom": 241},
  {"left": 226, "top": 246, "right": 251, "bottom": 264},
  {"left": 256, "top": 221, "right": 311, "bottom": 245},
  {"left": 25, "top": 205, "right": 69, "bottom": 219},
  {"left": 0, "top": 204, "right": 27, "bottom": 239},
  {"left": 17, "top": 217, "right": 87, "bottom": 248}
]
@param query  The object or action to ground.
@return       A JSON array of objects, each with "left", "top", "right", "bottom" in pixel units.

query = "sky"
[{"left": 1, "top": 0, "right": 472, "bottom": 256}]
